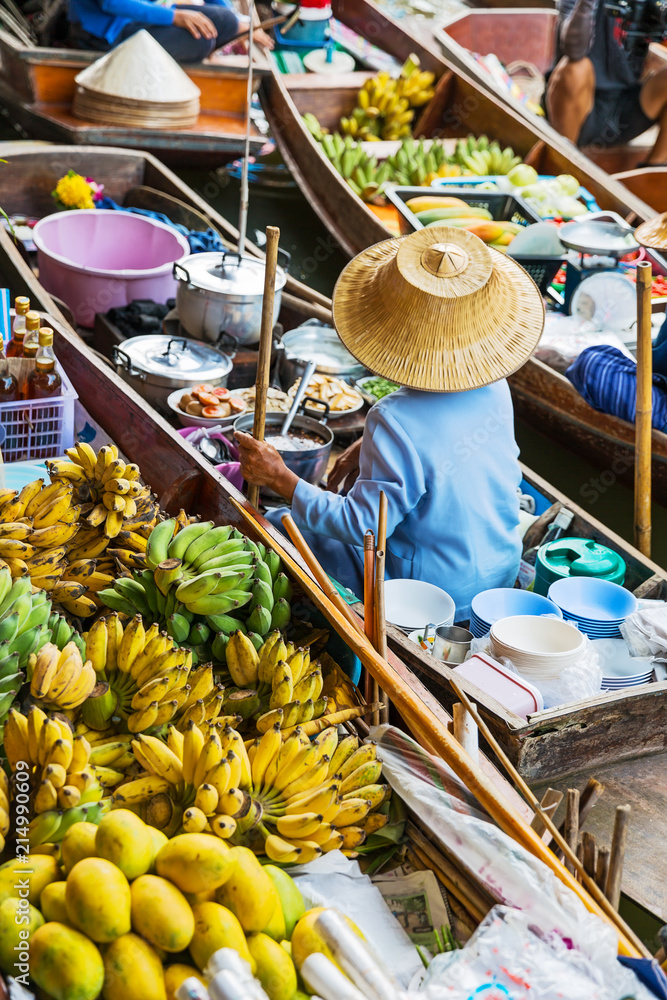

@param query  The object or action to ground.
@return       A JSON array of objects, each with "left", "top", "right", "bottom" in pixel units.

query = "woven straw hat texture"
[{"left": 635, "top": 213, "right": 667, "bottom": 251}]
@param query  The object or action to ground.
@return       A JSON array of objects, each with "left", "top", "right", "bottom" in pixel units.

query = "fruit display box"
[{"left": 0, "top": 359, "right": 77, "bottom": 463}]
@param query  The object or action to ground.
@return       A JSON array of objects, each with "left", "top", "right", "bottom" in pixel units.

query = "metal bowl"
[{"left": 233, "top": 411, "right": 333, "bottom": 492}]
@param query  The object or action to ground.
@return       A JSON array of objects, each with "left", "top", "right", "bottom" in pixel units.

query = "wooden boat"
[
  {"left": 436, "top": 8, "right": 667, "bottom": 183},
  {"left": 0, "top": 27, "right": 269, "bottom": 166},
  {"left": 260, "top": 0, "right": 656, "bottom": 261}
]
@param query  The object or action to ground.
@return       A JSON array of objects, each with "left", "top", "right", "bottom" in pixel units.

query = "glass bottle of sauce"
[
  {"left": 0, "top": 339, "right": 19, "bottom": 402},
  {"left": 7, "top": 299, "right": 31, "bottom": 357},
  {"left": 22, "top": 311, "right": 42, "bottom": 361},
  {"left": 26, "top": 328, "right": 61, "bottom": 399}
]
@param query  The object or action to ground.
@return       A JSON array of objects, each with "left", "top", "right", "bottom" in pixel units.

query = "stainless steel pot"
[
  {"left": 233, "top": 409, "right": 333, "bottom": 492},
  {"left": 278, "top": 319, "right": 367, "bottom": 389},
  {"left": 113, "top": 335, "right": 233, "bottom": 412},
  {"left": 174, "top": 250, "right": 287, "bottom": 346}
]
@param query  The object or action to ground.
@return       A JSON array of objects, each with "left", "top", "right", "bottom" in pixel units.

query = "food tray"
[
  {"left": 355, "top": 375, "right": 400, "bottom": 407},
  {"left": 0, "top": 364, "right": 77, "bottom": 462}
]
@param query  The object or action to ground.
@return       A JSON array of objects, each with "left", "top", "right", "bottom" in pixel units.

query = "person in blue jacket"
[
  {"left": 68, "top": 0, "right": 268, "bottom": 61},
  {"left": 236, "top": 227, "right": 545, "bottom": 621}
]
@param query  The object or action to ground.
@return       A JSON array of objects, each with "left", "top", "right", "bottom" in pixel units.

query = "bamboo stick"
[
  {"left": 634, "top": 260, "right": 653, "bottom": 556},
  {"left": 281, "top": 512, "right": 364, "bottom": 634},
  {"left": 247, "top": 225, "right": 280, "bottom": 510},
  {"left": 530, "top": 788, "right": 563, "bottom": 839},
  {"left": 409, "top": 821, "right": 494, "bottom": 918},
  {"left": 376, "top": 492, "right": 389, "bottom": 724},
  {"left": 229, "top": 496, "right": 643, "bottom": 957},
  {"left": 583, "top": 831, "right": 597, "bottom": 880},
  {"left": 556, "top": 778, "right": 604, "bottom": 860},
  {"left": 452, "top": 702, "right": 478, "bottom": 764},
  {"left": 606, "top": 805, "right": 631, "bottom": 910},
  {"left": 596, "top": 847, "right": 610, "bottom": 894},
  {"left": 363, "top": 530, "right": 376, "bottom": 708},
  {"left": 563, "top": 788, "right": 579, "bottom": 875}
]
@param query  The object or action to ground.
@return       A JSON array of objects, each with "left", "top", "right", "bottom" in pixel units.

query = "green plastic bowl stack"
[{"left": 534, "top": 538, "right": 626, "bottom": 596}]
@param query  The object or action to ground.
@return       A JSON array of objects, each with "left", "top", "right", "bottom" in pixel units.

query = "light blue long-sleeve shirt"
[
  {"left": 290, "top": 383, "right": 522, "bottom": 620},
  {"left": 68, "top": 0, "right": 232, "bottom": 44}
]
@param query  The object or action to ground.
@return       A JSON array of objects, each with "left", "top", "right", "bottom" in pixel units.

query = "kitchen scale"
[{"left": 558, "top": 214, "right": 641, "bottom": 320}]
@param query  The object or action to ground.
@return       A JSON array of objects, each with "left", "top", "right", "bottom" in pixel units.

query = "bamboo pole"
[
  {"left": 530, "top": 788, "right": 563, "bottom": 839},
  {"left": 563, "top": 788, "right": 579, "bottom": 875},
  {"left": 363, "top": 530, "right": 376, "bottom": 706},
  {"left": 606, "top": 805, "right": 631, "bottom": 910},
  {"left": 229, "top": 496, "right": 643, "bottom": 957},
  {"left": 452, "top": 702, "right": 478, "bottom": 763},
  {"left": 375, "top": 491, "right": 389, "bottom": 724},
  {"left": 247, "top": 225, "right": 280, "bottom": 511},
  {"left": 582, "top": 831, "right": 597, "bottom": 880},
  {"left": 634, "top": 260, "right": 653, "bottom": 556},
  {"left": 596, "top": 847, "right": 610, "bottom": 894}
]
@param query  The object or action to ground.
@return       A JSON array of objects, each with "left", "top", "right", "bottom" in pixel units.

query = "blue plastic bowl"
[
  {"left": 471, "top": 588, "right": 562, "bottom": 629},
  {"left": 547, "top": 577, "right": 637, "bottom": 622}
]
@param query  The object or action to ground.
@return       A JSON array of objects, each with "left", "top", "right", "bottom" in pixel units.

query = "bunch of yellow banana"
[
  {"left": 28, "top": 641, "right": 97, "bottom": 710},
  {"left": 225, "top": 630, "right": 360, "bottom": 737},
  {"left": 340, "top": 54, "right": 435, "bottom": 142},
  {"left": 47, "top": 442, "right": 160, "bottom": 551},
  {"left": 0, "top": 766, "right": 9, "bottom": 854},
  {"left": 320, "top": 653, "right": 360, "bottom": 713},
  {"left": 3, "top": 705, "right": 104, "bottom": 814},
  {"left": 81, "top": 613, "right": 231, "bottom": 734}
]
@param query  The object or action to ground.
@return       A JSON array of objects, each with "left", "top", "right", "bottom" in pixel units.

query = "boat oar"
[
  {"left": 634, "top": 259, "right": 653, "bottom": 556},
  {"left": 228, "top": 494, "right": 644, "bottom": 958},
  {"left": 247, "top": 224, "right": 280, "bottom": 510},
  {"left": 238, "top": 0, "right": 255, "bottom": 258}
]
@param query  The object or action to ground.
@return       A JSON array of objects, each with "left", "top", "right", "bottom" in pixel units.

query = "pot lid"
[
  {"left": 122, "top": 335, "right": 232, "bottom": 379},
  {"left": 177, "top": 251, "right": 287, "bottom": 296},
  {"left": 282, "top": 322, "right": 364, "bottom": 375}
]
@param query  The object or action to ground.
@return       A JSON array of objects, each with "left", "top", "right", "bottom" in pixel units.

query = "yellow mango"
[
  {"left": 0, "top": 854, "right": 60, "bottom": 906},
  {"left": 215, "top": 847, "right": 280, "bottom": 933},
  {"left": 103, "top": 932, "right": 166, "bottom": 1000},
  {"left": 66, "top": 858, "right": 132, "bottom": 943},
  {"left": 0, "top": 897, "right": 44, "bottom": 975},
  {"left": 164, "top": 964, "right": 207, "bottom": 1000},
  {"left": 156, "top": 833, "right": 235, "bottom": 895},
  {"left": 40, "top": 882, "right": 70, "bottom": 924},
  {"left": 96, "top": 809, "right": 154, "bottom": 880},
  {"left": 61, "top": 821, "right": 99, "bottom": 874},
  {"left": 265, "top": 866, "right": 305, "bottom": 939},
  {"left": 189, "top": 901, "right": 255, "bottom": 974},
  {"left": 147, "top": 827, "right": 169, "bottom": 872},
  {"left": 291, "top": 907, "right": 364, "bottom": 973},
  {"left": 131, "top": 875, "right": 195, "bottom": 953},
  {"left": 30, "top": 921, "right": 104, "bottom": 1000},
  {"left": 247, "top": 932, "right": 297, "bottom": 1000},
  {"left": 263, "top": 899, "right": 286, "bottom": 942}
]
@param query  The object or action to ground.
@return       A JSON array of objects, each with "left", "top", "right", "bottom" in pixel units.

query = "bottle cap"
[
  {"left": 14, "top": 297, "right": 30, "bottom": 314},
  {"left": 38, "top": 328, "right": 54, "bottom": 346},
  {"left": 26, "top": 311, "right": 41, "bottom": 330}
]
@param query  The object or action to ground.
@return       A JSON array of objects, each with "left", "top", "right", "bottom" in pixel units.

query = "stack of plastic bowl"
[
  {"left": 490, "top": 615, "right": 586, "bottom": 680},
  {"left": 384, "top": 580, "right": 455, "bottom": 633},
  {"left": 546, "top": 577, "right": 637, "bottom": 639},
  {"left": 591, "top": 638, "right": 654, "bottom": 690},
  {"left": 469, "top": 588, "right": 562, "bottom": 638}
]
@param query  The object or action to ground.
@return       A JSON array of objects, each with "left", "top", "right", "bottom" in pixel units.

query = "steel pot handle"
[
  {"left": 163, "top": 339, "right": 188, "bottom": 358},
  {"left": 113, "top": 347, "right": 146, "bottom": 382},
  {"left": 173, "top": 262, "right": 191, "bottom": 283},
  {"left": 277, "top": 247, "right": 291, "bottom": 273},
  {"left": 215, "top": 331, "right": 238, "bottom": 359},
  {"left": 300, "top": 397, "right": 330, "bottom": 423}
]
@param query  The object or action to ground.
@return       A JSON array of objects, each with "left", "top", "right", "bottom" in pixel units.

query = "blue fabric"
[
  {"left": 270, "top": 383, "right": 523, "bottom": 621},
  {"left": 566, "top": 344, "right": 667, "bottom": 430},
  {"left": 617, "top": 958, "right": 667, "bottom": 999},
  {"left": 96, "top": 198, "right": 226, "bottom": 254},
  {"left": 68, "top": 0, "right": 232, "bottom": 46},
  {"left": 115, "top": 3, "right": 237, "bottom": 60}
]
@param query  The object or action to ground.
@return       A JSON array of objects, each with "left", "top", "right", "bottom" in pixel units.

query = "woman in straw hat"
[{"left": 237, "top": 226, "right": 545, "bottom": 619}]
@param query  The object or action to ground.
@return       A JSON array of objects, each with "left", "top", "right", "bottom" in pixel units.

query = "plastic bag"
[
  {"left": 533, "top": 313, "right": 633, "bottom": 373},
  {"left": 621, "top": 604, "right": 667, "bottom": 661},
  {"left": 411, "top": 906, "right": 655, "bottom": 1000},
  {"left": 468, "top": 632, "right": 602, "bottom": 709}
]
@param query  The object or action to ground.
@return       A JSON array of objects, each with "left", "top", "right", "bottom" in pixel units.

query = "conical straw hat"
[
  {"left": 635, "top": 212, "right": 667, "bottom": 251},
  {"left": 332, "top": 226, "right": 545, "bottom": 392},
  {"left": 75, "top": 30, "right": 200, "bottom": 103}
]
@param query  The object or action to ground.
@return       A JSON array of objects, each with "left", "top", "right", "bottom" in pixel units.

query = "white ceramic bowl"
[
  {"left": 384, "top": 579, "right": 455, "bottom": 632},
  {"left": 490, "top": 614, "right": 585, "bottom": 678},
  {"left": 167, "top": 388, "right": 245, "bottom": 430}
]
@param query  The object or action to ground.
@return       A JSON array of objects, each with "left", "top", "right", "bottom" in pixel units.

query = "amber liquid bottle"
[
  {"left": 26, "top": 328, "right": 62, "bottom": 399},
  {"left": 7, "top": 299, "right": 31, "bottom": 357},
  {"left": 22, "top": 312, "right": 41, "bottom": 361},
  {"left": 0, "top": 340, "right": 19, "bottom": 402}
]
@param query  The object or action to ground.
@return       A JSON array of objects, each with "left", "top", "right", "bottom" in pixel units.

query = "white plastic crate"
[{"left": 0, "top": 364, "right": 78, "bottom": 462}]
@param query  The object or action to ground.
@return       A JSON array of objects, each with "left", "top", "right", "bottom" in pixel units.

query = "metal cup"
[{"left": 423, "top": 624, "right": 473, "bottom": 664}]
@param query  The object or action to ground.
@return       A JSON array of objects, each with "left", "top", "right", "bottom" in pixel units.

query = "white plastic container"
[{"left": 454, "top": 652, "right": 544, "bottom": 719}]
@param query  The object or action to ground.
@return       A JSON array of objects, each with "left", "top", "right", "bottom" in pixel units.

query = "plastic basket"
[
  {"left": 0, "top": 364, "right": 78, "bottom": 462},
  {"left": 430, "top": 175, "right": 601, "bottom": 215}
]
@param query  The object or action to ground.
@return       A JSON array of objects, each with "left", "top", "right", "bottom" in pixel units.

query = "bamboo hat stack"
[
  {"left": 635, "top": 212, "right": 667, "bottom": 252},
  {"left": 332, "top": 226, "right": 545, "bottom": 392},
  {"left": 73, "top": 30, "right": 201, "bottom": 129}
]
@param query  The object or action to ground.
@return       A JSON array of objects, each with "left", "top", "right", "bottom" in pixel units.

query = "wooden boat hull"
[
  {"left": 0, "top": 29, "right": 266, "bottom": 166},
  {"left": 261, "top": 0, "right": 655, "bottom": 260}
]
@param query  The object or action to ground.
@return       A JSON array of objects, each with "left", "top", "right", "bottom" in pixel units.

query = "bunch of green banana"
[
  {"left": 0, "top": 766, "right": 8, "bottom": 854},
  {"left": 339, "top": 54, "right": 435, "bottom": 142},
  {"left": 452, "top": 135, "right": 522, "bottom": 176},
  {"left": 26, "top": 799, "right": 108, "bottom": 848},
  {"left": 98, "top": 519, "right": 292, "bottom": 659}
]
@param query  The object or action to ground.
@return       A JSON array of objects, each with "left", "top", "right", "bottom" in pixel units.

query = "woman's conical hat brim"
[
  {"left": 635, "top": 213, "right": 667, "bottom": 252},
  {"left": 332, "top": 225, "right": 545, "bottom": 392}
]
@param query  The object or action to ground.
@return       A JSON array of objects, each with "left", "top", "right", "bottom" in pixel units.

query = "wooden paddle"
[{"left": 635, "top": 260, "right": 653, "bottom": 556}]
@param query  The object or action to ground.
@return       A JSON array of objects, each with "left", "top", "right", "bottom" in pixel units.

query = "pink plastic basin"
[{"left": 33, "top": 210, "right": 190, "bottom": 327}]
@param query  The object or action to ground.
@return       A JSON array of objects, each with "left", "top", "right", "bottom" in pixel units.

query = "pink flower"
[{"left": 86, "top": 178, "right": 105, "bottom": 202}]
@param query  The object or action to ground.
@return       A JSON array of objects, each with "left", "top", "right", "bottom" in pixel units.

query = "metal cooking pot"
[
  {"left": 278, "top": 319, "right": 367, "bottom": 389},
  {"left": 233, "top": 409, "right": 333, "bottom": 493},
  {"left": 113, "top": 335, "right": 233, "bottom": 412},
  {"left": 174, "top": 250, "right": 287, "bottom": 346}
]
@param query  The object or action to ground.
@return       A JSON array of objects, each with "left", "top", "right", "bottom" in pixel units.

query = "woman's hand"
[
  {"left": 173, "top": 8, "right": 217, "bottom": 38},
  {"left": 235, "top": 431, "right": 299, "bottom": 501},
  {"left": 327, "top": 438, "right": 362, "bottom": 494}
]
